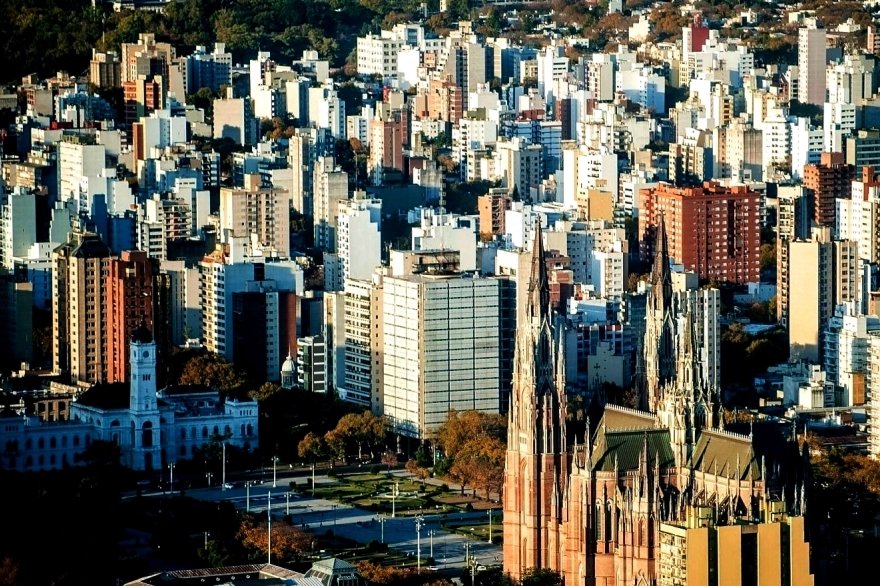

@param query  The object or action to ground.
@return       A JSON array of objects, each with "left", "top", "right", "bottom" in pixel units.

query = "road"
[{"left": 176, "top": 480, "right": 503, "bottom": 570}]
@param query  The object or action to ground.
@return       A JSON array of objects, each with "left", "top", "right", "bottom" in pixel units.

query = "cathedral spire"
[
  {"left": 652, "top": 212, "right": 673, "bottom": 304},
  {"left": 528, "top": 222, "right": 550, "bottom": 323}
]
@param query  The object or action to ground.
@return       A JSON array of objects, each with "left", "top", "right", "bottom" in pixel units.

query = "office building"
[
  {"left": 638, "top": 182, "right": 762, "bottom": 284},
  {"left": 478, "top": 190, "right": 512, "bottom": 239},
  {"left": 494, "top": 138, "right": 543, "bottom": 200},
  {"left": 232, "top": 280, "right": 297, "bottom": 383},
  {"left": 336, "top": 195, "right": 382, "bottom": 288},
  {"left": 846, "top": 129, "right": 880, "bottom": 175},
  {"left": 313, "top": 157, "right": 349, "bottom": 252},
  {"left": 89, "top": 49, "right": 122, "bottom": 89},
  {"left": 297, "top": 334, "right": 327, "bottom": 393},
  {"left": 337, "top": 277, "right": 384, "bottom": 411},
  {"left": 776, "top": 186, "right": 811, "bottom": 325},
  {"left": 382, "top": 272, "right": 507, "bottom": 438}
]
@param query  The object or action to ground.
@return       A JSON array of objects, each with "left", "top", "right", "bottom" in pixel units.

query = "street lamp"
[
  {"left": 206, "top": 471, "right": 213, "bottom": 487},
  {"left": 168, "top": 463, "right": 175, "bottom": 495},
  {"left": 273, "top": 455, "right": 279, "bottom": 488},
  {"left": 311, "top": 463, "right": 316, "bottom": 496},
  {"left": 428, "top": 529, "right": 435, "bottom": 560},
  {"left": 380, "top": 515, "right": 385, "bottom": 544},
  {"left": 246, "top": 481, "right": 251, "bottom": 512},
  {"left": 222, "top": 442, "right": 226, "bottom": 488},
  {"left": 392, "top": 481, "right": 399, "bottom": 518},
  {"left": 487, "top": 509, "right": 493, "bottom": 544},
  {"left": 415, "top": 515, "right": 424, "bottom": 573},
  {"left": 267, "top": 490, "right": 272, "bottom": 564}
]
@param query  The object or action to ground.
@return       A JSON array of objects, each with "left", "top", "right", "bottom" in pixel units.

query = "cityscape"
[{"left": 4, "top": 0, "right": 880, "bottom": 584}]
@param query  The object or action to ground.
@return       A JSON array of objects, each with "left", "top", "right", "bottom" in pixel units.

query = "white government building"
[{"left": 0, "top": 323, "right": 259, "bottom": 472}]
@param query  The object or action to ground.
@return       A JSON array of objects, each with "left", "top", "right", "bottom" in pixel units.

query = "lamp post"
[
  {"left": 415, "top": 515, "right": 424, "bottom": 573},
  {"left": 206, "top": 471, "right": 213, "bottom": 487},
  {"left": 273, "top": 455, "right": 279, "bottom": 488},
  {"left": 487, "top": 509, "right": 493, "bottom": 544},
  {"left": 267, "top": 490, "right": 272, "bottom": 564},
  {"left": 311, "top": 463, "right": 316, "bottom": 496},
  {"left": 246, "top": 482, "right": 251, "bottom": 512},
  {"left": 392, "top": 482, "right": 399, "bottom": 518},
  {"left": 428, "top": 529, "right": 435, "bottom": 560},
  {"left": 380, "top": 515, "right": 385, "bottom": 544},
  {"left": 222, "top": 442, "right": 226, "bottom": 488},
  {"left": 286, "top": 491, "right": 290, "bottom": 516},
  {"left": 168, "top": 463, "right": 175, "bottom": 495}
]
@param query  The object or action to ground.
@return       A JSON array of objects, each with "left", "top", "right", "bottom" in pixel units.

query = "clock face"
[{"left": 143, "top": 351, "right": 150, "bottom": 358}]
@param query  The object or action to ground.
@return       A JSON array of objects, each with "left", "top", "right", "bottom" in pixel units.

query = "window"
[
  {"left": 50, "top": 437, "right": 56, "bottom": 448},
  {"left": 38, "top": 437, "right": 44, "bottom": 449},
  {"left": 73, "top": 436, "right": 80, "bottom": 447},
  {"left": 142, "top": 422, "right": 153, "bottom": 448},
  {"left": 202, "top": 426, "right": 208, "bottom": 438}
]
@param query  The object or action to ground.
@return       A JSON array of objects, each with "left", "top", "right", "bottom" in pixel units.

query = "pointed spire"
[
  {"left": 652, "top": 212, "right": 673, "bottom": 302},
  {"left": 528, "top": 222, "right": 550, "bottom": 323}
]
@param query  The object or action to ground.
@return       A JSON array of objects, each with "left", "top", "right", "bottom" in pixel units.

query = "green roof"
[
  {"left": 600, "top": 405, "right": 657, "bottom": 432},
  {"left": 689, "top": 430, "right": 760, "bottom": 481},
  {"left": 591, "top": 428, "right": 675, "bottom": 472}
]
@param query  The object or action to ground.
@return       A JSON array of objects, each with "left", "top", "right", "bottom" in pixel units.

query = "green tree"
[{"left": 179, "top": 353, "right": 247, "bottom": 394}]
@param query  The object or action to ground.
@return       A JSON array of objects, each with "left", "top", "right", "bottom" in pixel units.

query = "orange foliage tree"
[{"left": 238, "top": 517, "right": 312, "bottom": 561}]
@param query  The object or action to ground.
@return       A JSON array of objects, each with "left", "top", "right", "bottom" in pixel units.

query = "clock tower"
[{"left": 130, "top": 320, "right": 158, "bottom": 413}]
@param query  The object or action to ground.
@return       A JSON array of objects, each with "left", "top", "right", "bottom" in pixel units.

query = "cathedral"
[{"left": 502, "top": 219, "right": 808, "bottom": 586}]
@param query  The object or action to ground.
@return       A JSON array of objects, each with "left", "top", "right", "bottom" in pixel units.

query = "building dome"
[
  {"left": 131, "top": 319, "right": 153, "bottom": 344},
  {"left": 281, "top": 351, "right": 295, "bottom": 374}
]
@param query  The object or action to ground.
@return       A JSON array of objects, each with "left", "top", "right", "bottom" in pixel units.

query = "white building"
[
  {"left": 58, "top": 138, "right": 106, "bottom": 207},
  {"left": 381, "top": 273, "right": 504, "bottom": 438},
  {"left": 0, "top": 324, "right": 259, "bottom": 472},
  {"left": 798, "top": 24, "right": 827, "bottom": 106},
  {"left": 411, "top": 208, "right": 478, "bottom": 272},
  {"left": 337, "top": 276, "right": 384, "bottom": 411},
  {"left": 337, "top": 195, "right": 382, "bottom": 288},
  {"left": 0, "top": 188, "right": 38, "bottom": 270},
  {"left": 824, "top": 303, "right": 879, "bottom": 406}
]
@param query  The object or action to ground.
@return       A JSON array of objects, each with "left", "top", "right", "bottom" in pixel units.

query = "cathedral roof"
[
  {"left": 689, "top": 429, "right": 761, "bottom": 480},
  {"left": 591, "top": 428, "right": 675, "bottom": 472},
  {"left": 75, "top": 382, "right": 130, "bottom": 410},
  {"left": 599, "top": 404, "right": 657, "bottom": 433}
]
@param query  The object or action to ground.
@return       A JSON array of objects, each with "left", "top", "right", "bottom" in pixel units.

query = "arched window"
[
  {"left": 110, "top": 420, "right": 120, "bottom": 427},
  {"left": 50, "top": 437, "right": 56, "bottom": 448},
  {"left": 638, "top": 520, "right": 645, "bottom": 546},
  {"left": 38, "top": 455, "right": 44, "bottom": 466},
  {"left": 50, "top": 454, "right": 56, "bottom": 466},
  {"left": 202, "top": 426, "right": 208, "bottom": 438},
  {"left": 605, "top": 501, "right": 613, "bottom": 543},
  {"left": 73, "top": 435, "right": 80, "bottom": 447},
  {"left": 224, "top": 425, "right": 231, "bottom": 436},
  {"left": 246, "top": 424, "right": 253, "bottom": 436},
  {"left": 142, "top": 422, "right": 153, "bottom": 448},
  {"left": 38, "top": 437, "right": 44, "bottom": 449},
  {"left": 180, "top": 445, "right": 187, "bottom": 456},
  {"left": 25, "top": 438, "right": 32, "bottom": 450},
  {"left": 213, "top": 425, "right": 219, "bottom": 435},
  {"left": 191, "top": 427, "right": 197, "bottom": 439},
  {"left": 61, "top": 436, "right": 67, "bottom": 448},
  {"left": 180, "top": 428, "right": 187, "bottom": 440},
  {"left": 62, "top": 453, "right": 68, "bottom": 465},
  {"left": 84, "top": 434, "right": 91, "bottom": 447},
  {"left": 241, "top": 424, "right": 246, "bottom": 437},
  {"left": 595, "top": 501, "right": 603, "bottom": 541}
]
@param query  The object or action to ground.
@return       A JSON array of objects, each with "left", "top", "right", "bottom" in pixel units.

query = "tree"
[
  {"left": 0, "top": 557, "right": 20, "bottom": 586},
  {"left": 405, "top": 459, "right": 430, "bottom": 487},
  {"left": 324, "top": 411, "right": 387, "bottom": 461},
  {"left": 298, "top": 432, "right": 327, "bottom": 464},
  {"left": 435, "top": 410, "right": 506, "bottom": 462},
  {"left": 354, "top": 561, "right": 407, "bottom": 585},
  {"left": 238, "top": 517, "right": 312, "bottom": 561},
  {"left": 521, "top": 568, "right": 562, "bottom": 586},
  {"left": 382, "top": 449, "right": 398, "bottom": 471},
  {"left": 759, "top": 243, "right": 776, "bottom": 271},
  {"left": 250, "top": 382, "right": 282, "bottom": 402},
  {"left": 179, "top": 353, "right": 247, "bottom": 394}
]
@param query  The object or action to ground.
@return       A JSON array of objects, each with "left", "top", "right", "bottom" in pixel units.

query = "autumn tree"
[
  {"left": 298, "top": 432, "right": 327, "bottom": 464},
  {"left": 179, "top": 353, "right": 247, "bottom": 394},
  {"left": 382, "top": 449, "right": 398, "bottom": 471},
  {"left": 354, "top": 561, "right": 407, "bottom": 585},
  {"left": 324, "top": 411, "right": 387, "bottom": 461},
  {"left": 521, "top": 567, "right": 562, "bottom": 586},
  {"left": 250, "top": 382, "right": 282, "bottom": 402},
  {"left": 435, "top": 409, "right": 506, "bottom": 460},
  {"left": 238, "top": 516, "right": 312, "bottom": 561},
  {"left": 405, "top": 459, "right": 430, "bottom": 487}
]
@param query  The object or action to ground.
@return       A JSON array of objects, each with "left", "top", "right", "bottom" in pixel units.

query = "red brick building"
[
  {"left": 804, "top": 151, "right": 854, "bottom": 227},
  {"left": 638, "top": 181, "right": 762, "bottom": 284},
  {"left": 105, "top": 251, "right": 157, "bottom": 383}
]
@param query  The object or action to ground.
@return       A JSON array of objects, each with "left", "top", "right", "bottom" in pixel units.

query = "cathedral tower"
[
  {"left": 642, "top": 213, "right": 676, "bottom": 412},
  {"left": 503, "top": 224, "right": 569, "bottom": 580}
]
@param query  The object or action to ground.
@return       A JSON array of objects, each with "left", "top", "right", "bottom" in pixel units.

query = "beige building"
[
  {"left": 788, "top": 230, "right": 859, "bottom": 362},
  {"left": 90, "top": 49, "right": 121, "bottom": 89},
  {"left": 219, "top": 175, "right": 292, "bottom": 258},
  {"left": 659, "top": 503, "right": 813, "bottom": 586}
]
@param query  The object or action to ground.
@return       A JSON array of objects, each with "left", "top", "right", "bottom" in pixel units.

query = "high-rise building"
[
  {"left": 176, "top": 43, "right": 232, "bottom": 96},
  {"left": 638, "top": 182, "right": 762, "bottom": 284},
  {"left": 213, "top": 91, "right": 259, "bottom": 146},
  {"left": 58, "top": 135, "right": 106, "bottom": 208},
  {"left": 494, "top": 138, "right": 543, "bottom": 200},
  {"left": 297, "top": 334, "right": 327, "bottom": 393},
  {"left": 232, "top": 280, "right": 297, "bottom": 383},
  {"left": 776, "top": 186, "right": 811, "bottom": 325},
  {"left": 788, "top": 231, "right": 859, "bottom": 362},
  {"left": 797, "top": 23, "right": 826, "bottom": 106},
  {"left": 838, "top": 165, "right": 880, "bottom": 264},
  {"left": 846, "top": 129, "right": 880, "bottom": 175},
  {"left": 123, "top": 75, "right": 166, "bottom": 126},
  {"left": 89, "top": 49, "right": 121, "bottom": 89},
  {"left": 121, "top": 33, "right": 174, "bottom": 84},
  {"left": 52, "top": 233, "right": 112, "bottom": 382},
  {"left": 368, "top": 114, "right": 406, "bottom": 186},
  {"left": 337, "top": 277, "right": 384, "bottom": 411},
  {"left": 0, "top": 188, "right": 38, "bottom": 271},
  {"left": 823, "top": 303, "right": 879, "bottom": 406},
  {"left": 219, "top": 175, "right": 292, "bottom": 258},
  {"left": 803, "top": 151, "right": 854, "bottom": 227},
  {"left": 381, "top": 272, "right": 508, "bottom": 438},
  {"left": 313, "top": 157, "right": 349, "bottom": 252},
  {"left": 478, "top": 190, "right": 512, "bottom": 238},
  {"left": 0, "top": 276, "right": 33, "bottom": 372},
  {"left": 336, "top": 195, "right": 382, "bottom": 288}
]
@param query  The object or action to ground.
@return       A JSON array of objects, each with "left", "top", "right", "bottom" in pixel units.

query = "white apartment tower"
[
  {"left": 382, "top": 274, "right": 504, "bottom": 438},
  {"left": 798, "top": 24, "right": 827, "bottom": 106},
  {"left": 313, "top": 157, "right": 349, "bottom": 252},
  {"left": 337, "top": 195, "right": 382, "bottom": 287}
]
